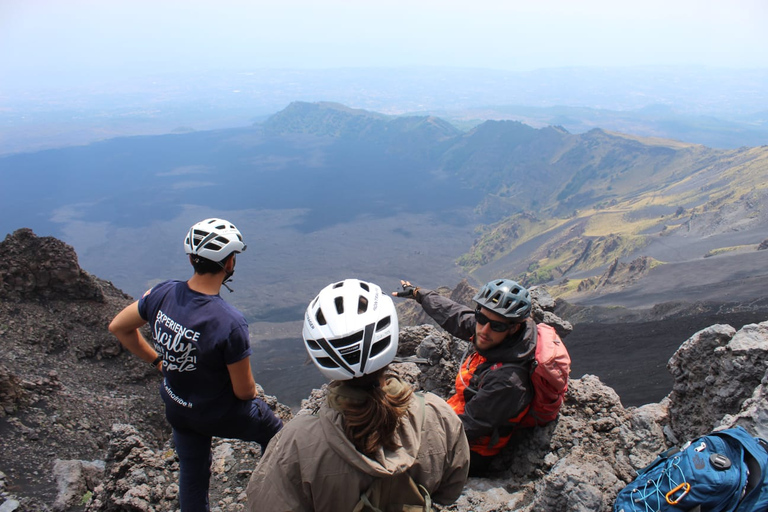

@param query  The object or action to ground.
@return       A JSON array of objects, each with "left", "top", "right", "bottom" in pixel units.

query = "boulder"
[
  {"left": 0, "top": 228, "right": 105, "bottom": 301},
  {"left": 667, "top": 322, "right": 768, "bottom": 440}
]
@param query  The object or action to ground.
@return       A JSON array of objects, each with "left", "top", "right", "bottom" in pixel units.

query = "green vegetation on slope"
[{"left": 457, "top": 132, "right": 768, "bottom": 290}]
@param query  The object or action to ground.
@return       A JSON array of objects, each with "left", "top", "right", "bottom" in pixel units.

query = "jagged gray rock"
[
  {"left": 85, "top": 383, "right": 293, "bottom": 512},
  {"left": 0, "top": 500, "right": 20, "bottom": 512},
  {"left": 0, "top": 230, "right": 169, "bottom": 510},
  {"left": 667, "top": 322, "right": 768, "bottom": 440},
  {"left": 52, "top": 459, "right": 104, "bottom": 511},
  {"left": 70, "top": 320, "right": 768, "bottom": 512},
  {"left": 86, "top": 424, "right": 180, "bottom": 511},
  {"left": 0, "top": 228, "right": 105, "bottom": 302},
  {"left": 398, "top": 325, "right": 467, "bottom": 398},
  {"left": 530, "top": 286, "right": 573, "bottom": 338},
  {"left": 718, "top": 370, "right": 768, "bottom": 438},
  {"left": 3, "top": 230, "right": 767, "bottom": 512}
]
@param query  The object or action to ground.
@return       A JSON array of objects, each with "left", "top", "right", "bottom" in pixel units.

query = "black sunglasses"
[{"left": 474, "top": 309, "right": 513, "bottom": 332}]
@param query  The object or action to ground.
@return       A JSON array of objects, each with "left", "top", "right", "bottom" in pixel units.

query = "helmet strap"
[{"left": 218, "top": 254, "right": 236, "bottom": 293}]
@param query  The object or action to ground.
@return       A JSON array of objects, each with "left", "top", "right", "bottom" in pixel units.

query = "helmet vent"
[
  {"left": 332, "top": 281, "right": 344, "bottom": 289},
  {"left": 305, "top": 338, "right": 321, "bottom": 350},
  {"left": 316, "top": 357, "right": 338, "bottom": 369},
  {"left": 359, "top": 282, "right": 370, "bottom": 292},
  {"left": 370, "top": 336, "right": 391, "bottom": 357},
  {"left": 342, "top": 350, "right": 361, "bottom": 366},
  {"left": 201, "top": 238, "right": 226, "bottom": 251},
  {"left": 316, "top": 309, "right": 327, "bottom": 326},
  {"left": 376, "top": 316, "right": 390, "bottom": 331},
  {"left": 358, "top": 296, "right": 368, "bottom": 314},
  {"left": 334, "top": 297, "right": 344, "bottom": 314},
  {"left": 329, "top": 330, "right": 363, "bottom": 349}
]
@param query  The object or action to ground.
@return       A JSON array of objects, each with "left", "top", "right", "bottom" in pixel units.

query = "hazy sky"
[{"left": 1, "top": 0, "right": 767, "bottom": 88}]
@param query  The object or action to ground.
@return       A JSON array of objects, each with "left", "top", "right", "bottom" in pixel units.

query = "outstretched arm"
[
  {"left": 393, "top": 279, "right": 477, "bottom": 340},
  {"left": 108, "top": 301, "right": 160, "bottom": 369}
]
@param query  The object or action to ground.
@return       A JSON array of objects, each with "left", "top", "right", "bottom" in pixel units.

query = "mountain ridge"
[
  {"left": 4, "top": 66, "right": 766, "bottom": 155},
  {"left": 2, "top": 101, "right": 766, "bottom": 315}
]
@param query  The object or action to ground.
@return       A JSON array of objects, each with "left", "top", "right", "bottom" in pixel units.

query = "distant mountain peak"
[
  {"left": 263, "top": 101, "right": 460, "bottom": 142},
  {"left": 285, "top": 101, "right": 388, "bottom": 119},
  {"left": 263, "top": 101, "right": 389, "bottom": 137}
]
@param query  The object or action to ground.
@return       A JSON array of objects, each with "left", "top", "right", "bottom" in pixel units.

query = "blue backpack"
[{"left": 613, "top": 426, "right": 768, "bottom": 512}]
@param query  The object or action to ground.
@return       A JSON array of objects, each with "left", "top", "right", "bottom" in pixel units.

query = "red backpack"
[{"left": 517, "top": 323, "right": 571, "bottom": 428}]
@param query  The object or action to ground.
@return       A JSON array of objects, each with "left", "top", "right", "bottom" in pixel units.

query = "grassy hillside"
[{"left": 458, "top": 133, "right": 768, "bottom": 293}]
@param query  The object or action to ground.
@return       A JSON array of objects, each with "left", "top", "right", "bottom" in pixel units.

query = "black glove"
[{"left": 394, "top": 281, "right": 420, "bottom": 300}]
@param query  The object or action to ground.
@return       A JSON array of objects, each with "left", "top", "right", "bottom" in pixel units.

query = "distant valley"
[
  {"left": 3, "top": 99, "right": 766, "bottom": 313},
  {"left": 2, "top": 100, "right": 767, "bottom": 407}
]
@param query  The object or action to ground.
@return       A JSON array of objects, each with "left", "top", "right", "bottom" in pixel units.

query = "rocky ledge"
[
  {"left": 58, "top": 319, "right": 764, "bottom": 512},
  {"left": 76, "top": 320, "right": 767, "bottom": 512},
  {"left": 1, "top": 228, "right": 766, "bottom": 512}
]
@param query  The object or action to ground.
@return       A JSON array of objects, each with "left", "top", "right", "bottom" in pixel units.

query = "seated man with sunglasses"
[{"left": 393, "top": 278, "right": 535, "bottom": 475}]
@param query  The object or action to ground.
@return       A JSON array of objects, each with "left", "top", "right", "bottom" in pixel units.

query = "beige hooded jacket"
[{"left": 246, "top": 378, "right": 470, "bottom": 511}]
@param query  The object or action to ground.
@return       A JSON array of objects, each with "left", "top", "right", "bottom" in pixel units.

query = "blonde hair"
[{"left": 338, "top": 369, "right": 413, "bottom": 456}]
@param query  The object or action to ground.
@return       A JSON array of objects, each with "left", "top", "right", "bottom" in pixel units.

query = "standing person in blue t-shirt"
[{"left": 109, "top": 218, "right": 283, "bottom": 512}]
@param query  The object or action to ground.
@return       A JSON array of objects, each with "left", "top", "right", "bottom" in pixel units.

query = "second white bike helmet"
[{"left": 303, "top": 279, "right": 399, "bottom": 381}]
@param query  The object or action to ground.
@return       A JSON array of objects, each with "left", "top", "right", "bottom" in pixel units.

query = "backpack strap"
[
  {"left": 356, "top": 491, "right": 384, "bottom": 512},
  {"left": 355, "top": 478, "right": 432, "bottom": 512},
  {"left": 417, "top": 484, "right": 432, "bottom": 512}
]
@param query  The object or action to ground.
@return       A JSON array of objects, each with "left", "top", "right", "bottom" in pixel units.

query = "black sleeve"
[
  {"left": 418, "top": 289, "right": 476, "bottom": 342},
  {"left": 459, "top": 366, "right": 533, "bottom": 441}
]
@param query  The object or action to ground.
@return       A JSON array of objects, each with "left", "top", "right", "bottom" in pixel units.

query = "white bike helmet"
[
  {"left": 303, "top": 279, "right": 399, "bottom": 381},
  {"left": 184, "top": 218, "right": 246, "bottom": 262}
]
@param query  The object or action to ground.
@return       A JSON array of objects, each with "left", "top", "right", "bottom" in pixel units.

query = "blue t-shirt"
[{"left": 138, "top": 280, "right": 252, "bottom": 418}]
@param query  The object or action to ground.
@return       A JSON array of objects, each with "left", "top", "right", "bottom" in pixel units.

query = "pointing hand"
[{"left": 393, "top": 280, "right": 419, "bottom": 300}]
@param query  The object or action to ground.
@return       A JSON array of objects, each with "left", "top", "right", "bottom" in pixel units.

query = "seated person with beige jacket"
[{"left": 246, "top": 279, "right": 470, "bottom": 511}]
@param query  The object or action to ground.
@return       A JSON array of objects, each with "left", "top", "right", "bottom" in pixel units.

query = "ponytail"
[{"left": 329, "top": 369, "right": 413, "bottom": 456}]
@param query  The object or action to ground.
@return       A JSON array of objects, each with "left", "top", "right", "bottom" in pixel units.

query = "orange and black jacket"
[{"left": 417, "top": 288, "right": 536, "bottom": 455}]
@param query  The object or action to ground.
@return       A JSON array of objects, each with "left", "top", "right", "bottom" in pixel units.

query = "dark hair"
[
  {"left": 189, "top": 253, "right": 230, "bottom": 275},
  {"left": 338, "top": 369, "right": 413, "bottom": 456}
]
